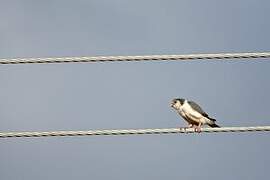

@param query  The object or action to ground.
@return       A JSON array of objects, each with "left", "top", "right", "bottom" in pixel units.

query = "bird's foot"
[{"left": 194, "top": 126, "right": 202, "bottom": 133}]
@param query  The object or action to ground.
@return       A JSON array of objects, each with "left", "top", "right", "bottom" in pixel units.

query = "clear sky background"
[{"left": 1, "top": 1, "right": 270, "bottom": 179}]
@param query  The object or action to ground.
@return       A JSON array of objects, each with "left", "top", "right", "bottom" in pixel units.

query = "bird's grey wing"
[{"left": 188, "top": 101, "right": 209, "bottom": 117}]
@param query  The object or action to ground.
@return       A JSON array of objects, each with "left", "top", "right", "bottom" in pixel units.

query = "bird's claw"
[{"left": 194, "top": 126, "right": 202, "bottom": 133}]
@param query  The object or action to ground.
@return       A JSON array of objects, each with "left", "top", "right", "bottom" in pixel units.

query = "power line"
[
  {"left": 0, "top": 126, "right": 269, "bottom": 138},
  {"left": 0, "top": 52, "right": 270, "bottom": 65}
]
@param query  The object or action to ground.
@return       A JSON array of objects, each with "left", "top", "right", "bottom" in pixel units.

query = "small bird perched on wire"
[{"left": 171, "top": 98, "right": 220, "bottom": 132}]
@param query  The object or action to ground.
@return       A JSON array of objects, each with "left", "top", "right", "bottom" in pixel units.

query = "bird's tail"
[
  {"left": 208, "top": 117, "right": 216, "bottom": 122},
  {"left": 207, "top": 117, "right": 220, "bottom": 127},
  {"left": 209, "top": 123, "right": 220, "bottom": 128}
]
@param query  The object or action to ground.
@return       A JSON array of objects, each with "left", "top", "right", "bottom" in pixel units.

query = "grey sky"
[{"left": 1, "top": 1, "right": 270, "bottom": 179}]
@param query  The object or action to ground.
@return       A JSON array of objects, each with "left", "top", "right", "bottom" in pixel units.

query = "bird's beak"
[{"left": 170, "top": 102, "right": 174, "bottom": 107}]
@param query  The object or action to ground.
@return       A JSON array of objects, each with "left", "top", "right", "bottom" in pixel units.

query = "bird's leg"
[{"left": 195, "top": 123, "right": 202, "bottom": 133}]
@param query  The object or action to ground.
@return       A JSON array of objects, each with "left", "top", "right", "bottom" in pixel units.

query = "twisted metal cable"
[
  {"left": 0, "top": 126, "right": 269, "bottom": 138},
  {"left": 0, "top": 52, "right": 270, "bottom": 64}
]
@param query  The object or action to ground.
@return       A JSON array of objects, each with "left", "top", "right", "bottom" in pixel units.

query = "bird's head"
[{"left": 170, "top": 98, "right": 185, "bottom": 110}]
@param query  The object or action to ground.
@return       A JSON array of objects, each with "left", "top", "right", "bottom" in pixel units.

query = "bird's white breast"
[{"left": 180, "top": 101, "right": 204, "bottom": 123}]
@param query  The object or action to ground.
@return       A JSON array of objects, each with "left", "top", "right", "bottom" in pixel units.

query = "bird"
[{"left": 170, "top": 98, "right": 220, "bottom": 132}]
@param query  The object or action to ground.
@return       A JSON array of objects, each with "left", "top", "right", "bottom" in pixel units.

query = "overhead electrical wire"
[
  {"left": 0, "top": 126, "right": 269, "bottom": 139},
  {"left": 0, "top": 52, "right": 270, "bottom": 64},
  {"left": 1, "top": 52, "right": 269, "bottom": 139}
]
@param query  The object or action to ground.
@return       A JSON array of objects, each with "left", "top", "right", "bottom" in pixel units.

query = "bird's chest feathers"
[{"left": 180, "top": 103, "right": 202, "bottom": 120}]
